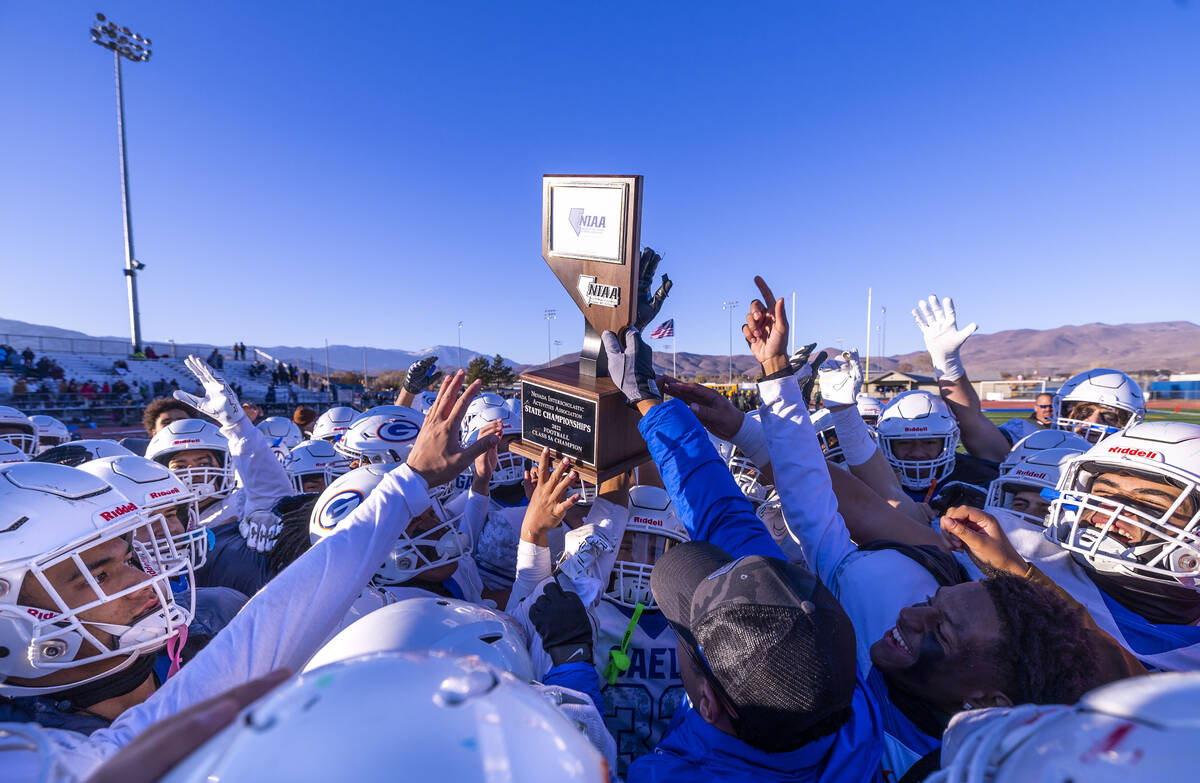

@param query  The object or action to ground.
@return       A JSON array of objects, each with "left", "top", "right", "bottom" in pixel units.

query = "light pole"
[
  {"left": 90, "top": 13, "right": 151, "bottom": 354},
  {"left": 879, "top": 305, "right": 887, "bottom": 359},
  {"left": 544, "top": 309, "right": 557, "bottom": 363},
  {"left": 722, "top": 300, "right": 739, "bottom": 386},
  {"left": 457, "top": 321, "right": 463, "bottom": 369}
]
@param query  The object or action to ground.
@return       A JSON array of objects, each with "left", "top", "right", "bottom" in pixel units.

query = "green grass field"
[{"left": 982, "top": 409, "right": 1200, "bottom": 426}]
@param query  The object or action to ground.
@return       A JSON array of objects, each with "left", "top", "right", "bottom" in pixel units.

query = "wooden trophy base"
[{"left": 510, "top": 362, "right": 649, "bottom": 484}]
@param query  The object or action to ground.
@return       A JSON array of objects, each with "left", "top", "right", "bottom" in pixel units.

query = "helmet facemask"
[
  {"left": 1047, "top": 463, "right": 1200, "bottom": 589},
  {"left": 373, "top": 501, "right": 471, "bottom": 587},
  {"left": 0, "top": 428, "right": 37, "bottom": 459},
  {"left": 607, "top": 529, "right": 683, "bottom": 610},
  {"left": 1055, "top": 400, "right": 1136, "bottom": 444},
  {"left": 880, "top": 433, "right": 958, "bottom": 491}
]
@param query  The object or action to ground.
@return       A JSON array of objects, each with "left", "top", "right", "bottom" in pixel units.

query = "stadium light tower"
[
  {"left": 90, "top": 13, "right": 151, "bottom": 354},
  {"left": 544, "top": 309, "right": 557, "bottom": 363},
  {"left": 722, "top": 300, "right": 739, "bottom": 385}
]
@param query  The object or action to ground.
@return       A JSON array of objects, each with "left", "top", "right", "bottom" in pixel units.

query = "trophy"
[{"left": 508, "top": 175, "right": 671, "bottom": 484}]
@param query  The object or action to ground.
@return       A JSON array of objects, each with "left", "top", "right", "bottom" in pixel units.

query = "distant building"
[
  {"left": 862, "top": 371, "right": 940, "bottom": 398},
  {"left": 1150, "top": 373, "right": 1200, "bottom": 401}
]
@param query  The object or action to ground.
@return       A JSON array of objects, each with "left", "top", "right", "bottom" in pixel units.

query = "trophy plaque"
[{"left": 508, "top": 175, "right": 651, "bottom": 483}]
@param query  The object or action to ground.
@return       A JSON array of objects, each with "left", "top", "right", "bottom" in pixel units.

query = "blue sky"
[{"left": 2, "top": 2, "right": 1198, "bottom": 365}]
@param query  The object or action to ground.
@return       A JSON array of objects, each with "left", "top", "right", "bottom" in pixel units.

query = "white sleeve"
[
  {"left": 506, "top": 539, "right": 552, "bottom": 611},
  {"left": 728, "top": 411, "right": 770, "bottom": 468},
  {"left": 828, "top": 405, "right": 878, "bottom": 466},
  {"left": 221, "top": 415, "right": 293, "bottom": 516},
  {"left": 83, "top": 464, "right": 433, "bottom": 758},
  {"left": 757, "top": 376, "right": 857, "bottom": 586},
  {"left": 459, "top": 489, "right": 491, "bottom": 547}
]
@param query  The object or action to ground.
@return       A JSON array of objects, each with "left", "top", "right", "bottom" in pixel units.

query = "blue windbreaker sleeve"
[
  {"left": 638, "top": 399, "right": 783, "bottom": 559},
  {"left": 543, "top": 661, "right": 605, "bottom": 712}
]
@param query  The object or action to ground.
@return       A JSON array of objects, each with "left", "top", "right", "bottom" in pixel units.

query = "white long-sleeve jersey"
[{"left": 1, "top": 464, "right": 433, "bottom": 782}]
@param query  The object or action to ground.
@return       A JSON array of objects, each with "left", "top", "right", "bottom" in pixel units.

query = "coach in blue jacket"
[{"left": 600, "top": 328, "right": 885, "bottom": 783}]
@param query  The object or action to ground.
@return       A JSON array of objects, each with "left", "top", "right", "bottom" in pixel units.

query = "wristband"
[{"left": 829, "top": 405, "right": 878, "bottom": 466}]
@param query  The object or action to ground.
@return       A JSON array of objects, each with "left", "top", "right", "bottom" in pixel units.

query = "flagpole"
[{"left": 673, "top": 331, "right": 677, "bottom": 377}]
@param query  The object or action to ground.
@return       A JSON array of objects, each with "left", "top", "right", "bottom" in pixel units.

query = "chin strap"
[
  {"left": 603, "top": 602, "right": 645, "bottom": 685},
  {"left": 165, "top": 625, "right": 188, "bottom": 679},
  {"left": 53, "top": 653, "right": 158, "bottom": 712}
]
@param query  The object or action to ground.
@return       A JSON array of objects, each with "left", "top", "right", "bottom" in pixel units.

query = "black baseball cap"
[{"left": 651, "top": 541, "right": 858, "bottom": 752}]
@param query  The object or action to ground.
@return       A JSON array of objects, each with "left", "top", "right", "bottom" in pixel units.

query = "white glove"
[
  {"left": 817, "top": 350, "right": 862, "bottom": 407},
  {"left": 912, "top": 295, "right": 977, "bottom": 382},
  {"left": 173, "top": 355, "right": 245, "bottom": 427},
  {"left": 241, "top": 509, "right": 282, "bottom": 553}
]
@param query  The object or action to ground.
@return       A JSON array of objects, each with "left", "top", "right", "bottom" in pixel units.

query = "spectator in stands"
[
  {"left": 49, "top": 360, "right": 63, "bottom": 381},
  {"left": 265, "top": 384, "right": 277, "bottom": 404},
  {"left": 79, "top": 380, "right": 96, "bottom": 402},
  {"left": 145, "top": 345, "right": 159, "bottom": 359},
  {"left": 21, "top": 346, "right": 34, "bottom": 370},
  {"left": 293, "top": 406, "right": 317, "bottom": 437},
  {"left": 12, "top": 377, "right": 28, "bottom": 396},
  {"left": 100, "top": 381, "right": 111, "bottom": 396},
  {"left": 143, "top": 397, "right": 199, "bottom": 437},
  {"left": 301, "top": 369, "right": 310, "bottom": 389}
]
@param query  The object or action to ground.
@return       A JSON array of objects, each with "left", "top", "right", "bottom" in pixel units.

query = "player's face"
[
  {"left": 0, "top": 424, "right": 27, "bottom": 436},
  {"left": 1009, "top": 489, "right": 1050, "bottom": 520},
  {"left": 870, "top": 582, "right": 1003, "bottom": 709},
  {"left": 617, "top": 530, "right": 675, "bottom": 566},
  {"left": 892, "top": 438, "right": 942, "bottom": 461},
  {"left": 167, "top": 449, "right": 218, "bottom": 472},
  {"left": 300, "top": 473, "right": 327, "bottom": 494},
  {"left": 1081, "top": 470, "right": 1196, "bottom": 546},
  {"left": 1063, "top": 402, "right": 1128, "bottom": 443},
  {"left": 21, "top": 536, "right": 160, "bottom": 638},
  {"left": 145, "top": 504, "right": 189, "bottom": 538},
  {"left": 152, "top": 409, "right": 191, "bottom": 436}
]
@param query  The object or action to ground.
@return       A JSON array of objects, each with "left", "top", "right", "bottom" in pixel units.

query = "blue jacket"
[
  {"left": 544, "top": 660, "right": 605, "bottom": 715},
  {"left": 631, "top": 400, "right": 884, "bottom": 783}
]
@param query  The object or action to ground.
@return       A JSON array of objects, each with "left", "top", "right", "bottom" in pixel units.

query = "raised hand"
[
  {"left": 172, "top": 355, "right": 244, "bottom": 426},
  {"left": 600, "top": 327, "right": 660, "bottom": 405},
  {"left": 406, "top": 370, "right": 499, "bottom": 487},
  {"left": 529, "top": 579, "right": 594, "bottom": 667},
  {"left": 658, "top": 375, "right": 744, "bottom": 440},
  {"left": 520, "top": 447, "right": 581, "bottom": 547},
  {"left": 912, "top": 295, "right": 977, "bottom": 381},
  {"left": 470, "top": 419, "right": 503, "bottom": 494},
  {"left": 742, "top": 276, "right": 789, "bottom": 374},
  {"left": 818, "top": 350, "right": 863, "bottom": 407},
  {"left": 403, "top": 356, "right": 440, "bottom": 394},
  {"left": 939, "top": 505, "right": 1028, "bottom": 576},
  {"left": 634, "top": 247, "right": 673, "bottom": 329}
]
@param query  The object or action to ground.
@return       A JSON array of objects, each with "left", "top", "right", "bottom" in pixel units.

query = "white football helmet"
[
  {"left": 985, "top": 448, "right": 1083, "bottom": 527},
  {"left": 334, "top": 409, "right": 423, "bottom": 466},
  {"left": 309, "top": 465, "right": 470, "bottom": 585},
  {"left": 27, "top": 415, "right": 69, "bottom": 455},
  {"left": 284, "top": 439, "right": 352, "bottom": 494},
  {"left": 257, "top": 416, "right": 303, "bottom": 453},
  {"left": 0, "top": 441, "right": 27, "bottom": 466},
  {"left": 31, "top": 438, "right": 134, "bottom": 467},
  {"left": 0, "top": 406, "right": 37, "bottom": 457},
  {"left": 1053, "top": 368, "right": 1146, "bottom": 443},
  {"left": 159, "top": 652, "right": 606, "bottom": 783},
  {"left": 0, "top": 463, "right": 194, "bottom": 695},
  {"left": 78, "top": 456, "right": 208, "bottom": 570},
  {"left": 461, "top": 394, "right": 524, "bottom": 488},
  {"left": 304, "top": 596, "right": 533, "bottom": 681},
  {"left": 145, "top": 419, "right": 235, "bottom": 502},
  {"left": 608, "top": 485, "right": 688, "bottom": 610},
  {"left": 999, "top": 429, "right": 1092, "bottom": 475},
  {"left": 856, "top": 394, "right": 883, "bottom": 427},
  {"left": 412, "top": 390, "right": 440, "bottom": 414},
  {"left": 811, "top": 408, "right": 845, "bottom": 464},
  {"left": 877, "top": 390, "right": 960, "bottom": 491},
  {"left": 711, "top": 411, "right": 774, "bottom": 504},
  {"left": 310, "top": 406, "right": 358, "bottom": 442},
  {"left": 1045, "top": 421, "right": 1200, "bottom": 589},
  {"left": 928, "top": 672, "right": 1200, "bottom": 783}
]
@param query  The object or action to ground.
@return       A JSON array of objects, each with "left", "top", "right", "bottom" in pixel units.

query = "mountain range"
[{"left": 3, "top": 317, "right": 1198, "bottom": 379}]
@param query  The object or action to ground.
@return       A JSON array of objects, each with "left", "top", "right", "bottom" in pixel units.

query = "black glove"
[
  {"left": 782, "top": 343, "right": 828, "bottom": 407},
  {"left": 404, "top": 356, "right": 438, "bottom": 393},
  {"left": 634, "top": 247, "right": 673, "bottom": 329},
  {"left": 600, "top": 328, "right": 661, "bottom": 405},
  {"left": 530, "top": 581, "right": 594, "bottom": 667},
  {"left": 929, "top": 481, "right": 988, "bottom": 515}
]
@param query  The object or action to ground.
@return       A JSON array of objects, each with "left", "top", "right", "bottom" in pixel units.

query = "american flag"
[{"left": 649, "top": 319, "right": 674, "bottom": 339}]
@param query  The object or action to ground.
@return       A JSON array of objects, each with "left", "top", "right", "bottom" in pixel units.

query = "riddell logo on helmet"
[
  {"left": 903, "top": 427, "right": 928, "bottom": 432},
  {"left": 26, "top": 607, "right": 57, "bottom": 620},
  {"left": 633, "top": 515, "right": 664, "bottom": 527},
  {"left": 172, "top": 438, "right": 202, "bottom": 445},
  {"left": 1013, "top": 469, "right": 1048, "bottom": 480},
  {"left": 99, "top": 503, "right": 138, "bottom": 521},
  {"left": 148, "top": 488, "right": 180, "bottom": 500},
  {"left": 1107, "top": 446, "right": 1159, "bottom": 459}
]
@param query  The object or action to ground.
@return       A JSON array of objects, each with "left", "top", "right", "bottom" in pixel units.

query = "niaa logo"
[
  {"left": 377, "top": 419, "right": 419, "bottom": 443},
  {"left": 319, "top": 489, "right": 364, "bottom": 529},
  {"left": 568, "top": 207, "right": 607, "bottom": 236}
]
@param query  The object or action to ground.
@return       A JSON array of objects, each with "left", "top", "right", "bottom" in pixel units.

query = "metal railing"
[{"left": 0, "top": 333, "right": 215, "bottom": 358}]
